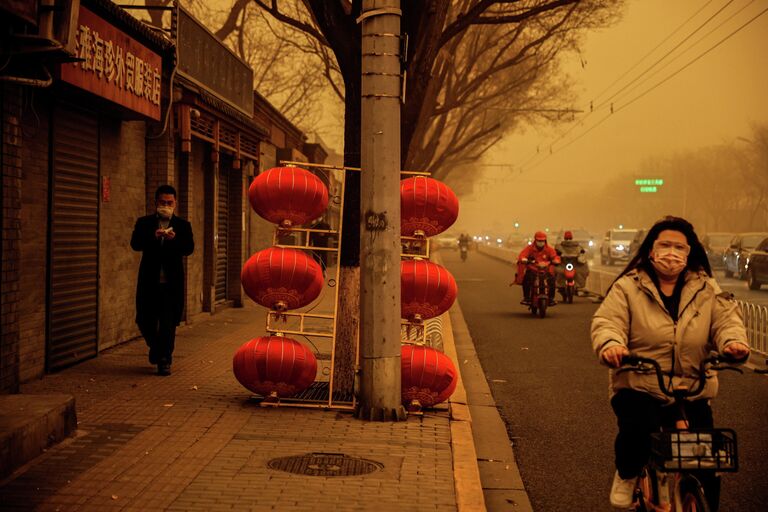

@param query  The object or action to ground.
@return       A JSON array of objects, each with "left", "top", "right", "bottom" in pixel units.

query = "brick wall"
[
  {"left": 1, "top": 85, "right": 22, "bottom": 393},
  {"left": 18, "top": 92, "right": 50, "bottom": 383},
  {"left": 185, "top": 140, "right": 207, "bottom": 320},
  {"left": 145, "top": 129, "right": 176, "bottom": 213},
  {"left": 99, "top": 119, "right": 145, "bottom": 350},
  {"left": 248, "top": 142, "right": 277, "bottom": 256}
]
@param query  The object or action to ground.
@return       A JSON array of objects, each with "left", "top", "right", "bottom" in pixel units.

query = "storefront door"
[{"left": 47, "top": 105, "right": 99, "bottom": 370}]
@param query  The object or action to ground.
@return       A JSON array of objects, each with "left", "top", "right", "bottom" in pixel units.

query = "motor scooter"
[
  {"left": 523, "top": 259, "right": 553, "bottom": 318},
  {"left": 558, "top": 256, "right": 579, "bottom": 304},
  {"left": 460, "top": 244, "right": 468, "bottom": 262}
]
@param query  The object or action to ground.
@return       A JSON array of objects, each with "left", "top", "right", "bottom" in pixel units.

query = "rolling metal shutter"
[
  {"left": 47, "top": 106, "right": 99, "bottom": 370},
  {"left": 215, "top": 165, "right": 229, "bottom": 303}
]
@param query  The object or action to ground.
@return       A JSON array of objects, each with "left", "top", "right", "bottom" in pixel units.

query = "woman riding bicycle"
[{"left": 590, "top": 216, "right": 749, "bottom": 510}]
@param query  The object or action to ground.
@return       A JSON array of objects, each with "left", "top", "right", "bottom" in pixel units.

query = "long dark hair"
[{"left": 615, "top": 216, "right": 712, "bottom": 283}]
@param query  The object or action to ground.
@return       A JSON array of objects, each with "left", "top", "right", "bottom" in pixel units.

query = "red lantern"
[
  {"left": 248, "top": 166, "right": 329, "bottom": 227},
  {"left": 401, "top": 345, "right": 458, "bottom": 409},
  {"left": 233, "top": 336, "right": 317, "bottom": 397},
  {"left": 241, "top": 247, "right": 324, "bottom": 311},
  {"left": 401, "top": 177, "right": 459, "bottom": 238},
  {"left": 401, "top": 259, "right": 457, "bottom": 322}
]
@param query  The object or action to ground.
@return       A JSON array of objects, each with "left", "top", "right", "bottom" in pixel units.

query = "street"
[
  {"left": 590, "top": 263, "right": 768, "bottom": 307},
  {"left": 443, "top": 249, "right": 768, "bottom": 511}
]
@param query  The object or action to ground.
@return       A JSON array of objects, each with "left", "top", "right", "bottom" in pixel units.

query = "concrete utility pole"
[{"left": 357, "top": 0, "right": 406, "bottom": 421}]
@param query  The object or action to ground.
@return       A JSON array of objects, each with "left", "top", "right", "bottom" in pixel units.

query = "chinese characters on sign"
[
  {"left": 634, "top": 178, "right": 664, "bottom": 194},
  {"left": 60, "top": 6, "right": 162, "bottom": 120}
]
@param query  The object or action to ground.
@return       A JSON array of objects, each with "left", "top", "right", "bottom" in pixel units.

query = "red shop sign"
[{"left": 60, "top": 6, "right": 162, "bottom": 120}]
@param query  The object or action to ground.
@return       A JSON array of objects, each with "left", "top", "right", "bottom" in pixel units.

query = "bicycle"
[{"left": 616, "top": 352, "right": 746, "bottom": 512}]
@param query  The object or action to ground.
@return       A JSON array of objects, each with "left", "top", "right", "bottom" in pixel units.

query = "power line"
[
  {"left": 519, "top": 5, "right": 768, "bottom": 174},
  {"left": 601, "top": 0, "right": 757, "bottom": 111},
  {"left": 516, "top": 0, "right": 733, "bottom": 172},
  {"left": 614, "top": 6, "right": 768, "bottom": 115},
  {"left": 593, "top": 0, "right": 736, "bottom": 111},
  {"left": 591, "top": 0, "right": 716, "bottom": 103}
]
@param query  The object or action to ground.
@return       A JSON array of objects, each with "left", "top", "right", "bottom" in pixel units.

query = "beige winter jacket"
[{"left": 591, "top": 268, "right": 749, "bottom": 403}]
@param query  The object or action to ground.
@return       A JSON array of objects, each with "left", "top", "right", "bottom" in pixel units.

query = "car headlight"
[
  {"left": 496, "top": 238, "right": 502, "bottom": 244},
  {"left": 616, "top": 244, "right": 625, "bottom": 251},
  {"left": 588, "top": 240, "right": 594, "bottom": 247}
]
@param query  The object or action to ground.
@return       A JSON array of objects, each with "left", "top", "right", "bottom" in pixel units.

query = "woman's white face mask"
[{"left": 651, "top": 238, "right": 690, "bottom": 278}]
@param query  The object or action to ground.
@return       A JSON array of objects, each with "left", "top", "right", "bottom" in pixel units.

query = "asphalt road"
[
  {"left": 591, "top": 263, "right": 768, "bottom": 307},
  {"left": 442, "top": 249, "right": 768, "bottom": 512}
]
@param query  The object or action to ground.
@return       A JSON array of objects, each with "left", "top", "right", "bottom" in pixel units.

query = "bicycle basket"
[{"left": 651, "top": 429, "right": 737, "bottom": 472}]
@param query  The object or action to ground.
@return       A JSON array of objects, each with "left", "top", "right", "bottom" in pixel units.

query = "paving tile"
[{"left": 4, "top": 302, "right": 459, "bottom": 511}]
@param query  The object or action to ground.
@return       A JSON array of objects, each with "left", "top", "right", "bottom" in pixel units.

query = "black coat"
[{"left": 131, "top": 214, "right": 194, "bottom": 326}]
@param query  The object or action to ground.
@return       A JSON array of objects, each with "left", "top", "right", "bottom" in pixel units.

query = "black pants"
[
  {"left": 137, "top": 284, "right": 176, "bottom": 365},
  {"left": 611, "top": 389, "right": 721, "bottom": 510},
  {"left": 523, "top": 270, "right": 555, "bottom": 301}
]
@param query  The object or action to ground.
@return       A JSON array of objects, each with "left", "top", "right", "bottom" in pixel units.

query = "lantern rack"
[
  {"left": 248, "top": 160, "right": 440, "bottom": 411},
  {"left": 265, "top": 311, "right": 334, "bottom": 339},
  {"left": 242, "top": 160, "right": 356, "bottom": 411},
  {"left": 400, "top": 320, "right": 427, "bottom": 345},
  {"left": 400, "top": 235, "right": 431, "bottom": 259}
]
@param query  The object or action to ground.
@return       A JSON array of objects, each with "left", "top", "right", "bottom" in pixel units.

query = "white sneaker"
[{"left": 610, "top": 470, "right": 636, "bottom": 509}]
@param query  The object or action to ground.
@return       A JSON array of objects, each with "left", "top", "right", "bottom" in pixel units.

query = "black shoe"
[
  {"left": 157, "top": 363, "right": 171, "bottom": 376},
  {"left": 520, "top": 299, "right": 531, "bottom": 305},
  {"left": 549, "top": 299, "right": 557, "bottom": 306}
]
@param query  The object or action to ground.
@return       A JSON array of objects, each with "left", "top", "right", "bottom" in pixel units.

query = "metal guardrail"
[{"left": 738, "top": 300, "right": 768, "bottom": 357}]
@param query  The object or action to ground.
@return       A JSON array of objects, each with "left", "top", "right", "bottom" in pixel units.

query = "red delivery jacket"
[{"left": 514, "top": 244, "right": 560, "bottom": 284}]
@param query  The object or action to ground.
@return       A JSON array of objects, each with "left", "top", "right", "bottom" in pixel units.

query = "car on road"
[
  {"left": 554, "top": 229, "right": 596, "bottom": 259},
  {"left": 702, "top": 232, "right": 735, "bottom": 269},
  {"left": 723, "top": 232, "right": 768, "bottom": 279},
  {"left": 600, "top": 228, "right": 638, "bottom": 266},
  {"left": 745, "top": 236, "right": 768, "bottom": 290}
]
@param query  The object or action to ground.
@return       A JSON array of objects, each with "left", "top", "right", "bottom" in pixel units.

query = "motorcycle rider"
[
  {"left": 555, "top": 231, "right": 590, "bottom": 295},
  {"left": 516, "top": 231, "right": 560, "bottom": 306},
  {"left": 458, "top": 233, "right": 470, "bottom": 259}
]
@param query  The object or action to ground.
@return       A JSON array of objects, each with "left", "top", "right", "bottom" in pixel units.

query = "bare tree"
[{"left": 142, "top": 0, "right": 341, "bottom": 134}]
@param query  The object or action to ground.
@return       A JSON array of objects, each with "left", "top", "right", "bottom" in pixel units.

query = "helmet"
[
  {"left": 564, "top": 231, "right": 573, "bottom": 240},
  {"left": 534, "top": 231, "right": 547, "bottom": 241}
]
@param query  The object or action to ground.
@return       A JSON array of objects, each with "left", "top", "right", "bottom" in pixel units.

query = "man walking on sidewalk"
[{"left": 131, "top": 185, "right": 194, "bottom": 376}]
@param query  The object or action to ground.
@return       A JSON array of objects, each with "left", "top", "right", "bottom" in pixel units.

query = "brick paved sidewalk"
[{"left": 1, "top": 303, "right": 457, "bottom": 512}]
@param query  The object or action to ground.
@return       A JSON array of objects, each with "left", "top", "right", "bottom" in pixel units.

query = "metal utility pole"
[{"left": 357, "top": 0, "right": 406, "bottom": 421}]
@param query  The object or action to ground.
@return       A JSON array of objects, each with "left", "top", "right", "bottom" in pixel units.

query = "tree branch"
[
  {"left": 439, "top": 0, "right": 580, "bottom": 49},
  {"left": 253, "top": 0, "right": 330, "bottom": 46},
  {"left": 215, "top": 0, "right": 252, "bottom": 40}
]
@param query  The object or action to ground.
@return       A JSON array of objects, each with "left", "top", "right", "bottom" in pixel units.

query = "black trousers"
[
  {"left": 611, "top": 389, "right": 720, "bottom": 510},
  {"left": 137, "top": 284, "right": 177, "bottom": 365}
]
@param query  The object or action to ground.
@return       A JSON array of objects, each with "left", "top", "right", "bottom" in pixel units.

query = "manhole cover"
[{"left": 267, "top": 452, "right": 384, "bottom": 477}]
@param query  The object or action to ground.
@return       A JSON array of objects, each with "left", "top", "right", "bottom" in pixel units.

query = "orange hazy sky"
[{"left": 460, "top": 0, "right": 768, "bottom": 233}]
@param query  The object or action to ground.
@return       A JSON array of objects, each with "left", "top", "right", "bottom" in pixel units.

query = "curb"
[{"left": 442, "top": 310, "right": 487, "bottom": 512}]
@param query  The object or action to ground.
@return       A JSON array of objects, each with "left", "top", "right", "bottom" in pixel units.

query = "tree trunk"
[{"left": 332, "top": 64, "right": 362, "bottom": 396}]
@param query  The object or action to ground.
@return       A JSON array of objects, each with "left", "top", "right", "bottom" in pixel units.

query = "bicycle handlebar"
[{"left": 617, "top": 351, "right": 744, "bottom": 398}]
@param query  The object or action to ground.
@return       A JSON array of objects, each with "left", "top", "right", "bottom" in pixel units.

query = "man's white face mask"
[{"left": 157, "top": 206, "right": 174, "bottom": 219}]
